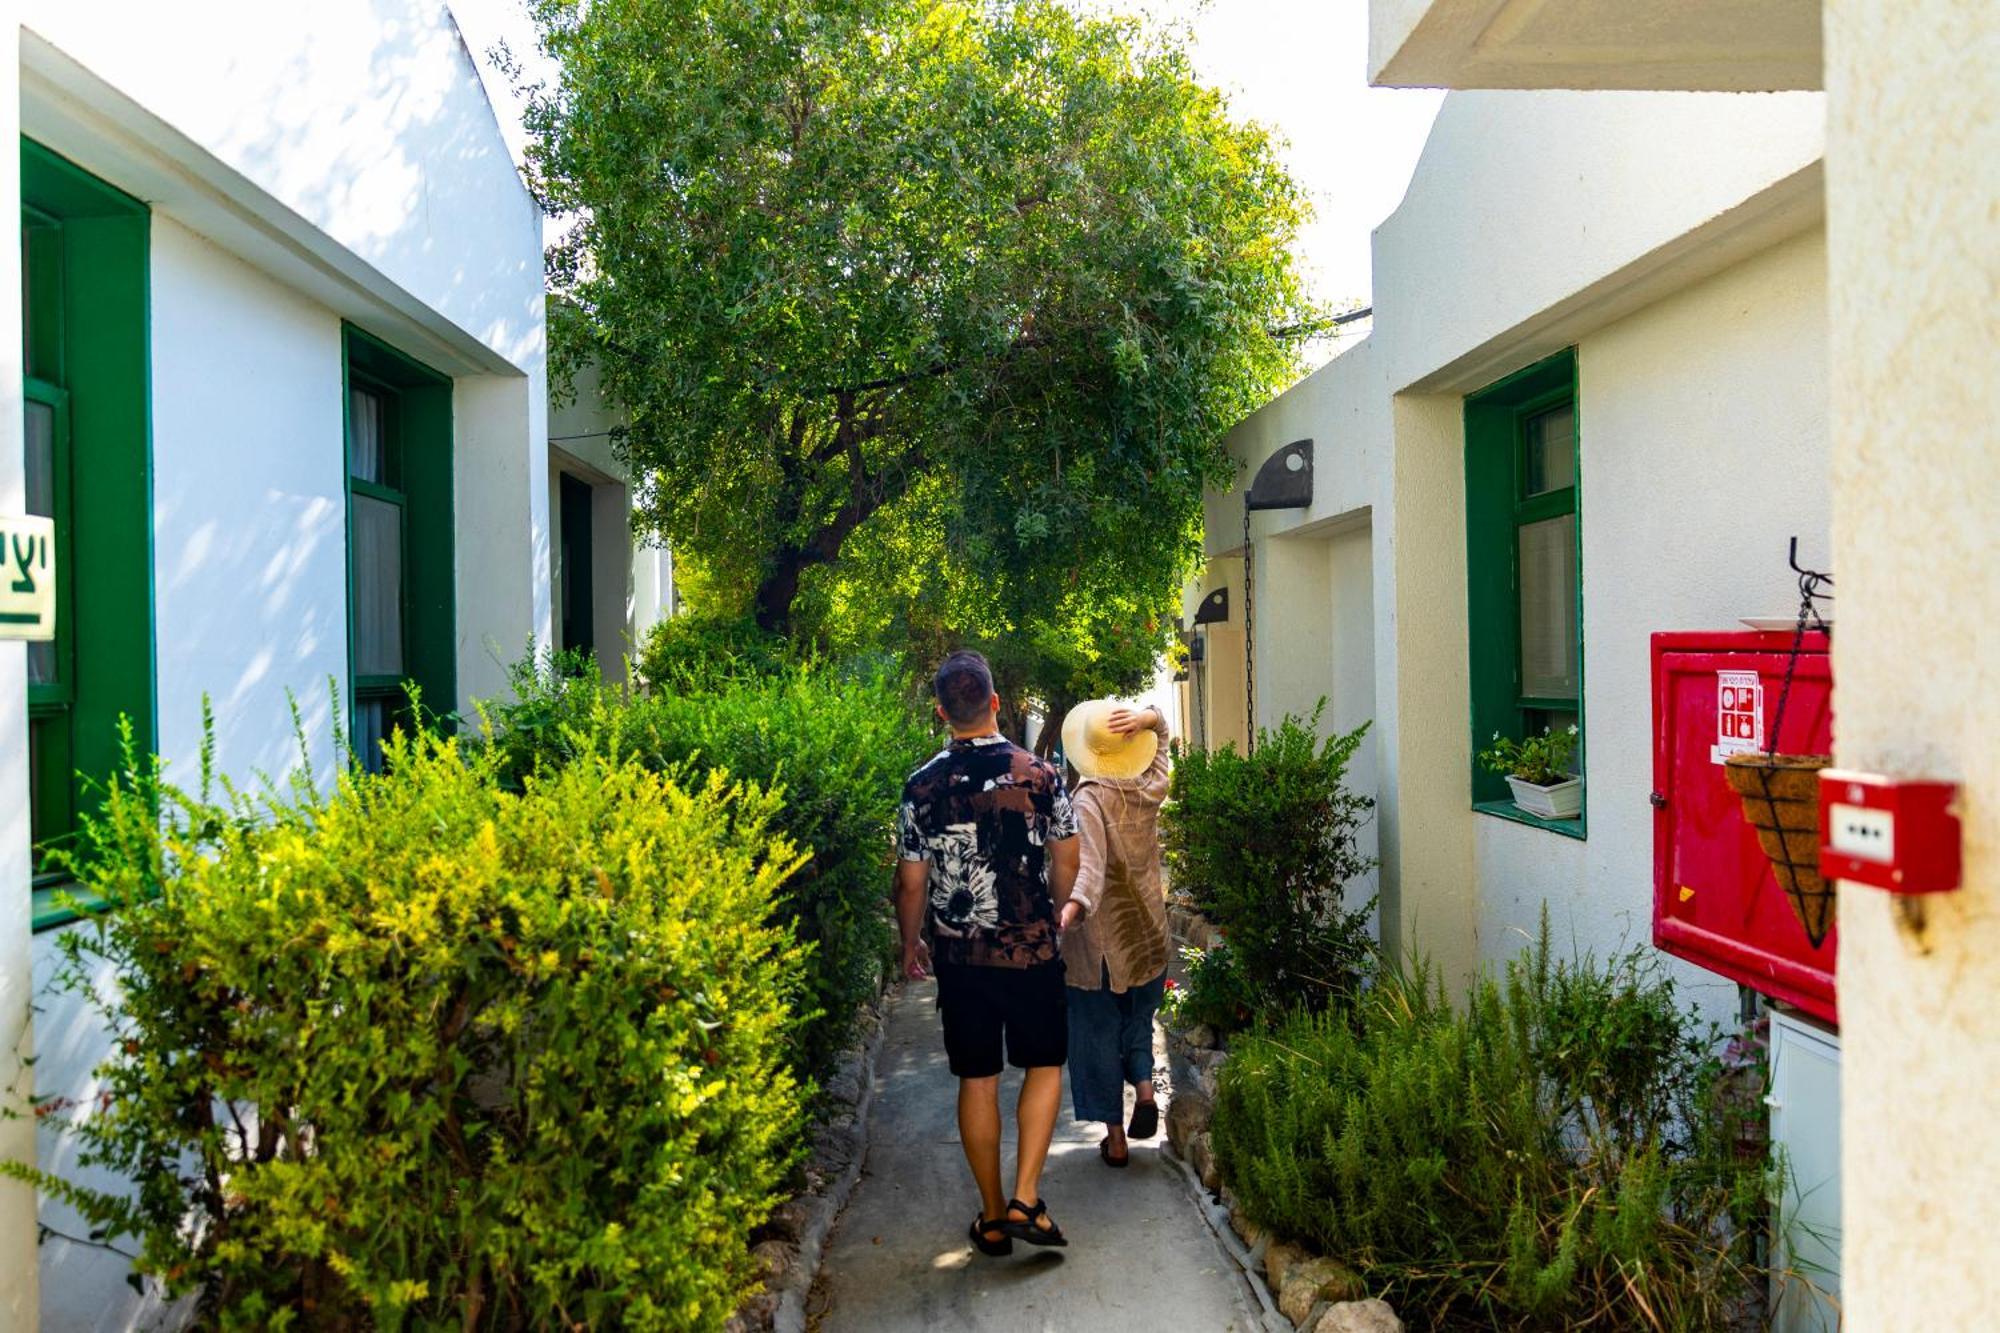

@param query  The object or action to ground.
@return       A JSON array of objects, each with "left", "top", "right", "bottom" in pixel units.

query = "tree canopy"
[{"left": 523, "top": 0, "right": 1318, "bottom": 706}]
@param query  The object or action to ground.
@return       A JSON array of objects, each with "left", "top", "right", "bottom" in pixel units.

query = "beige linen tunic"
[{"left": 1060, "top": 709, "right": 1172, "bottom": 993}]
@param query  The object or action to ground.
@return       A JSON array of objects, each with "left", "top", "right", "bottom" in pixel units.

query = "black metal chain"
[
  {"left": 1243, "top": 504, "right": 1255, "bottom": 753},
  {"left": 1766, "top": 537, "right": 1834, "bottom": 758}
]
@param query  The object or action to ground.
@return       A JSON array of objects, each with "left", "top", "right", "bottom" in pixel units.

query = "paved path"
[{"left": 811, "top": 980, "right": 1260, "bottom": 1331}]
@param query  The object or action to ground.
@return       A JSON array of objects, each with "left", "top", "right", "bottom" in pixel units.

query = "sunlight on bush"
[
  {"left": 485, "top": 651, "right": 937, "bottom": 1084},
  {"left": 18, "top": 725, "right": 807, "bottom": 1330}
]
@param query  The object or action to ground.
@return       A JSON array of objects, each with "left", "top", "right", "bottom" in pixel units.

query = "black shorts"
[{"left": 934, "top": 959, "right": 1068, "bottom": 1078}]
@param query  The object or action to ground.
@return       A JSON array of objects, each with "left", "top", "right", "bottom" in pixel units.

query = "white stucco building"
[
  {"left": 0, "top": 4, "right": 666, "bottom": 1325},
  {"left": 1193, "top": 3, "right": 1996, "bottom": 1329}
]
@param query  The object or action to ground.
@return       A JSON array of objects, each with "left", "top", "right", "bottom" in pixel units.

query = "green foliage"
[
  {"left": 1162, "top": 708, "right": 1376, "bottom": 1023},
  {"left": 635, "top": 613, "right": 795, "bottom": 695},
  {"left": 517, "top": 0, "right": 1317, "bottom": 696},
  {"left": 484, "top": 655, "right": 938, "bottom": 1083},
  {"left": 1479, "top": 724, "right": 1580, "bottom": 786},
  {"left": 1159, "top": 943, "right": 1259, "bottom": 1032},
  {"left": 22, "top": 725, "right": 806, "bottom": 1330},
  {"left": 1211, "top": 922, "right": 1767, "bottom": 1330}
]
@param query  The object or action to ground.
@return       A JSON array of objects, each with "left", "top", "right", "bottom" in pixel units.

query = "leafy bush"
[
  {"left": 25, "top": 726, "right": 807, "bottom": 1330},
  {"left": 1211, "top": 921, "right": 1765, "bottom": 1330},
  {"left": 1162, "top": 708, "right": 1376, "bottom": 1022},
  {"left": 485, "top": 656, "right": 937, "bottom": 1083},
  {"left": 635, "top": 613, "right": 793, "bottom": 694}
]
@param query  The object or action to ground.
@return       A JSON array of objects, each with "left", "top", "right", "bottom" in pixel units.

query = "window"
[
  {"left": 342, "top": 328, "right": 454, "bottom": 770},
  {"left": 20, "top": 139, "right": 154, "bottom": 924},
  {"left": 1464, "top": 348, "right": 1584, "bottom": 836}
]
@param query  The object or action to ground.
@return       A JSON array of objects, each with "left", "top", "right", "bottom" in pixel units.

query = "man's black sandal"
[
  {"left": 1001, "top": 1197, "right": 1069, "bottom": 1247},
  {"left": 1128, "top": 1099, "right": 1159, "bottom": 1141},
  {"left": 970, "top": 1215, "right": 1014, "bottom": 1257},
  {"left": 1099, "top": 1139, "right": 1130, "bottom": 1169}
]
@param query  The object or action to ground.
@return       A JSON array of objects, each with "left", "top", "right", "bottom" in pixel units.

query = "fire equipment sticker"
[{"left": 1711, "top": 670, "right": 1764, "bottom": 764}]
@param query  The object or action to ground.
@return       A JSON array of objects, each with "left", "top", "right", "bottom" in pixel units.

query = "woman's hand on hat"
[{"left": 1106, "top": 705, "right": 1156, "bottom": 736}]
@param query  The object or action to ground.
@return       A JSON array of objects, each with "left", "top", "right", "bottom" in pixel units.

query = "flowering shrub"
[
  {"left": 1478, "top": 725, "right": 1579, "bottom": 786},
  {"left": 19, "top": 725, "right": 807, "bottom": 1329},
  {"left": 1159, "top": 944, "right": 1259, "bottom": 1032}
]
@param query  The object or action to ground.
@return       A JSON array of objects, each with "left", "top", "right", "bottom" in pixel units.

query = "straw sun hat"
[{"left": 1061, "top": 698, "right": 1159, "bottom": 782}]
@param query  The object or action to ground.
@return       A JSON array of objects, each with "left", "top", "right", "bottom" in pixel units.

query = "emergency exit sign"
[{"left": 0, "top": 514, "right": 56, "bottom": 641}]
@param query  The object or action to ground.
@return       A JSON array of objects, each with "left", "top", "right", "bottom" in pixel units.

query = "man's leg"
[
  {"left": 957, "top": 1075, "right": 1007, "bottom": 1224},
  {"left": 1010, "top": 1065, "right": 1063, "bottom": 1213}
]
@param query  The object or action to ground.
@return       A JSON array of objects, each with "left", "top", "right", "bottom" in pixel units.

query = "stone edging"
[
  {"left": 1161, "top": 901, "right": 1406, "bottom": 1333},
  {"left": 728, "top": 997, "right": 890, "bottom": 1333}
]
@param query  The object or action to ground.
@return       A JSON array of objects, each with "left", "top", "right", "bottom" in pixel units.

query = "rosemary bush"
[
  {"left": 1211, "top": 920, "right": 1766, "bottom": 1330},
  {"left": 22, "top": 726, "right": 807, "bottom": 1330}
]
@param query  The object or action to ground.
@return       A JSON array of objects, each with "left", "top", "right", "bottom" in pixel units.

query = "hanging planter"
[{"left": 1723, "top": 752, "right": 1835, "bottom": 947}]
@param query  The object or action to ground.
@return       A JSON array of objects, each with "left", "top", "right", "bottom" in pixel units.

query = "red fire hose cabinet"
[{"left": 1652, "top": 630, "right": 1835, "bottom": 1024}]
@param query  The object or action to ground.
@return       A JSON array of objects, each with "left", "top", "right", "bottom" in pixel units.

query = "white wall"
[
  {"left": 1200, "top": 88, "right": 1833, "bottom": 985},
  {"left": 1376, "top": 90, "right": 1825, "bottom": 393},
  {"left": 1478, "top": 227, "right": 1830, "bottom": 1003},
  {"left": 20, "top": 0, "right": 554, "bottom": 702},
  {"left": 151, "top": 216, "right": 348, "bottom": 785},
  {"left": 1823, "top": 0, "right": 2000, "bottom": 1323}
]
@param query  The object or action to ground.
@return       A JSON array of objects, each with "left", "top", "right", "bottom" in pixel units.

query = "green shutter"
[{"left": 21, "top": 138, "right": 155, "bottom": 911}]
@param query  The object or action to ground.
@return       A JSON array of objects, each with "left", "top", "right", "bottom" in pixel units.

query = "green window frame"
[
  {"left": 1464, "top": 347, "right": 1585, "bottom": 838},
  {"left": 342, "top": 326, "right": 455, "bottom": 770},
  {"left": 21, "top": 138, "right": 156, "bottom": 929}
]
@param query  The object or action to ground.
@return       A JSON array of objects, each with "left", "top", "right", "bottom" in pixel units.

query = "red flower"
[{"left": 1163, "top": 978, "right": 1179, "bottom": 991}]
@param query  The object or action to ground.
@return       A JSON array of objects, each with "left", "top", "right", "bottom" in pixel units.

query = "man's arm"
[
  {"left": 1048, "top": 834, "right": 1080, "bottom": 921},
  {"left": 895, "top": 858, "right": 931, "bottom": 979}
]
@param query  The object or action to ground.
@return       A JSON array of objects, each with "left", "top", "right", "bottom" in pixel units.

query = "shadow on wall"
[{"left": 178, "top": 0, "right": 547, "bottom": 371}]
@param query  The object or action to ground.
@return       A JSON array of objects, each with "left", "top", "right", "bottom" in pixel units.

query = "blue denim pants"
[{"left": 1066, "top": 964, "right": 1167, "bottom": 1123}]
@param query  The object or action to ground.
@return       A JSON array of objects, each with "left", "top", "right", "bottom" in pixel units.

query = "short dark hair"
[{"left": 934, "top": 651, "right": 995, "bottom": 726}]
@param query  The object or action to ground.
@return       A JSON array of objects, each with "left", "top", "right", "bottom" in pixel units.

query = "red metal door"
[{"left": 1652, "top": 630, "right": 1835, "bottom": 1024}]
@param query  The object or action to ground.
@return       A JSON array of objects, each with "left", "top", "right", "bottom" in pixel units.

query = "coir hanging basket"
[{"left": 1724, "top": 752, "right": 1835, "bottom": 947}]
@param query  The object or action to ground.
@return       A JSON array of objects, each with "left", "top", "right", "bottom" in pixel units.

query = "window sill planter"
[{"left": 1505, "top": 775, "right": 1582, "bottom": 820}]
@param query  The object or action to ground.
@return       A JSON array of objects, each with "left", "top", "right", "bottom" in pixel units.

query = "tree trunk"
[{"left": 752, "top": 550, "right": 808, "bottom": 634}]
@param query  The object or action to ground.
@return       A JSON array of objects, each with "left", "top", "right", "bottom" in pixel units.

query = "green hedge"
[
  {"left": 486, "top": 653, "right": 937, "bottom": 1084},
  {"left": 1211, "top": 923, "right": 1765, "bottom": 1329},
  {"left": 24, "top": 727, "right": 807, "bottom": 1331},
  {"left": 1162, "top": 708, "right": 1376, "bottom": 1024}
]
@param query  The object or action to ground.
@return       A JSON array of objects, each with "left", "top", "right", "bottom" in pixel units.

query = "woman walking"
[{"left": 1056, "top": 699, "right": 1173, "bottom": 1167}]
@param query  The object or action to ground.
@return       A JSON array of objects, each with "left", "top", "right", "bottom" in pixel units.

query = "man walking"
[{"left": 896, "top": 650, "right": 1080, "bottom": 1255}]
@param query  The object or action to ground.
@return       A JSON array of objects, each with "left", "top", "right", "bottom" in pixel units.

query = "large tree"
[{"left": 523, "top": 0, "right": 1318, "bottom": 683}]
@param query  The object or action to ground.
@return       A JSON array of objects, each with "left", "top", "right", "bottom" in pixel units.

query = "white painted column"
[
  {"left": 1825, "top": 0, "right": 2000, "bottom": 1325},
  {"left": 0, "top": 18, "right": 47, "bottom": 1324}
]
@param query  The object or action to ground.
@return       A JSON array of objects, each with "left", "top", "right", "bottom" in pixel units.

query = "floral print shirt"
[{"left": 897, "top": 734, "right": 1078, "bottom": 968}]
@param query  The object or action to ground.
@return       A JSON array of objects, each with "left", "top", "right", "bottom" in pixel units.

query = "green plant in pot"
[{"left": 1479, "top": 725, "right": 1581, "bottom": 819}]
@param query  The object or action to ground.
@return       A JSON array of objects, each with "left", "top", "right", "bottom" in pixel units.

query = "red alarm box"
[
  {"left": 1819, "top": 769, "right": 1962, "bottom": 894},
  {"left": 1652, "top": 631, "right": 1836, "bottom": 1024}
]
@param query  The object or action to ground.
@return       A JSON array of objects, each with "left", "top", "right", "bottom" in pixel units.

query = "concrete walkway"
[{"left": 810, "top": 980, "right": 1261, "bottom": 1331}]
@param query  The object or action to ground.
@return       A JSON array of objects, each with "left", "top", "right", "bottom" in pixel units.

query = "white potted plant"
[{"left": 1478, "top": 725, "right": 1582, "bottom": 819}]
